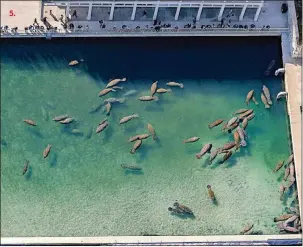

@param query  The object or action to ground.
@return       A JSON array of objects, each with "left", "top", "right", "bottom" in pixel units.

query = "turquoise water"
[{"left": 1, "top": 37, "right": 298, "bottom": 237}]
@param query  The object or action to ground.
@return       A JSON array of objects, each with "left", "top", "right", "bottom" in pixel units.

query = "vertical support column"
[
  {"left": 218, "top": 4, "right": 225, "bottom": 21},
  {"left": 153, "top": 1, "right": 160, "bottom": 20},
  {"left": 254, "top": 4, "right": 262, "bottom": 21},
  {"left": 87, "top": 2, "right": 93, "bottom": 20},
  {"left": 131, "top": 2, "right": 137, "bottom": 21},
  {"left": 239, "top": 3, "right": 247, "bottom": 21},
  {"left": 109, "top": 3, "right": 115, "bottom": 20},
  {"left": 66, "top": 2, "right": 70, "bottom": 20},
  {"left": 174, "top": 1, "right": 182, "bottom": 21},
  {"left": 196, "top": 3, "right": 203, "bottom": 21}
]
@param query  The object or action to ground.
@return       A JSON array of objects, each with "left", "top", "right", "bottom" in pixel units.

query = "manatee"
[
  {"left": 138, "top": 96, "right": 159, "bottom": 101},
  {"left": 261, "top": 93, "right": 270, "bottom": 109},
  {"left": 43, "top": 144, "right": 52, "bottom": 159},
  {"left": 22, "top": 160, "right": 29, "bottom": 175},
  {"left": 246, "top": 113, "right": 255, "bottom": 121},
  {"left": 23, "top": 119, "right": 37, "bottom": 126},
  {"left": 95, "top": 121, "right": 109, "bottom": 133},
  {"left": 130, "top": 140, "right": 142, "bottom": 154},
  {"left": 121, "top": 164, "right": 142, "bottom": 170},
  {"left": 119, "top": 114, "right": 139, "bottom": 124},
  {"left": 252, "top": 96, "right": 259, "bottom": 105},
  {"left": 219, "top": 150, "right": 232, "bottom": 164},
  {"left": 240, "top": 224, "right": 254, "bottom": 234},
  {"left": 156, "top": 88, "right": 172, "bottom": 94},
  {"left": 238, "top": 109, "right": 254, "bottom": 120},
  {"left": 263, "top": 85, "right": 272, "bottom": 105},
  {"left": 106, "top": 78, "right": 127, "bottom": 88},
  {"left": 59, "top": 117, "right": 73, "bottom": 124},
  {"left": 285, "top": 154, "right": 294, "bottom": 166},
  {"left": 53, "top": 114, "right": 68, "bottom": 121},
  {"left": 207, "top": 185, "right": 215, "bottom": 200},
  {"left": 208, "top": 119, "right": 224, "bottom": 129},
  {"left": 273, "top": 160, "right": 284, "bottom": 172},
  {"left": 147, "top": 123, "right": 157, "bottom": 140},
  {"left": 166, "top": 81, "right": 184, "bottom": 88},
  {"left": 274, "top": 214, "right": 294, "bottom": 222},
  {"left": 105, "top": 102, "right": 111, "bottom": 116},
  {"left": 98, "top": 88, "right": 116, "bottom": 97},
  {"left": 183, "top": 137, "right": 200, "bottom": 144},
  {"left": 209, "top": 149, "right": 220, "bottom": 164},
  {"left": 246, "top": 90, "right": 254, "bottom": 105},
  {"left": 104, "top": 97, "right": 125, "bottom": 104},
  {"left": 150, "top": 81, "right": 158, "bottom": 96},
  {"left": 233, "top": 109, "right": 249, "bottom": 115},
  {"left": 173, "top": 201, "right": 194, "bottom": 215},
  {"left": 196, "top": 143, "right": 212, "bottom": 159},
  {"left": 279, "top": 184, "right": 286, "bottom": 201},
  {"left": 242, "top": 117, "right": 248, "bottom": 129}
]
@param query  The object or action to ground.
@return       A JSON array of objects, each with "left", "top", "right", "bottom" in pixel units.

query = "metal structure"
[{"left": 44, "top": 1, "right": 264, "bottom": 21}]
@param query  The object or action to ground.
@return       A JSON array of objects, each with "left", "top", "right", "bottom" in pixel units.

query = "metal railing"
[{"left": 0, "top": 27, "right": 289, "bottom": 38}]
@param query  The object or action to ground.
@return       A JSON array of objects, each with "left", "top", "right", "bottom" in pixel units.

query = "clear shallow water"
[{"left": 0, "top": 37, "right": 298, "bottom": 237}]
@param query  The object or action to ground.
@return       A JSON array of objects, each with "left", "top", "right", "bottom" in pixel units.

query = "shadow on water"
[
  {"left": 103, "top": 127, "right": 114, "bottom": 142},
  {"left": 85, "top": 126, "right": 93, "bottom": 140},
  {"left": 169, "top": 212, "right": 196, "bottom": 220},
  {"left": 135, "top": 144, "right": 153, "bottom": 162},
  {"left": 144, "top": 104, "right": 165, "bottom": 113},
  {"left": 123, "top": 123, "right": 143, "bottom": 134},
  {"left": 50, "top": 153, "right": 58, "bottom": 167},
  {"left": 124, "top": 169, "right": 144, "bottom": 176},
  {"left": 1, "top": 139, "right": 8, "bottom": 147},
  {"left": 224, "top": 155, "right": 238, "bottom": 168},
  {"left": 25, "top": 166, "right": 32, "bottom": 180},
  {"left": 27, "top": 127, "right": 44, "bottom": 139},
  {"left": 89, "top": 103, "right": 104, "bottom": 114}
]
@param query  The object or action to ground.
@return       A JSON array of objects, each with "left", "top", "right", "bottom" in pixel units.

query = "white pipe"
[
  {"left": 153, "top": 1, "right": 160, "bottom": 20},
  {"left": 109, "top": 3, "right": 115, "bottom": 20},
  {"left": 131, "top": 2, "right": 137, "bottom": 20},
  {"left": 175, "top": 1, "right": 182, "bottom": 21},
  {"left": 275, "top": 68, "right": 285, "bottom": 76},
  {"left": 276, "top": 92, "right": 288, "bottom": 101},
  {"left": 196, "top": 3, "right": 203, "bottom": 21},
  {"left": 254, "top": 4, "right": 262, "bottom": 21},
  {"left": 239, "top": 3, "right": 247, "bottom": 21},
  {"left": 218, "top": 4, "right": 225, "bottom": 21},
  {"left": 87, "top": 2, "right": 93, "bottom": 20}
]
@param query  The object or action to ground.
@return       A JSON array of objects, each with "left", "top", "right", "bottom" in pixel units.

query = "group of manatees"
[
  {"left": 20, "top": 76, "right": 301, "bottom": 235},
  {"left": 21, "top": 77, "right": 180, "bottom": 172}
]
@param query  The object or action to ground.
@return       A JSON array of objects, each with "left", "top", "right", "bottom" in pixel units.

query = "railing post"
[
  {"left": 196, "top": 3, "right": 203, "bottom": 21},
  {"left": 87, "top": 2, "right": 93, "bottom": 20},
  {"left": 109, "top": 3, "right": 115, "bottom": 20},
  {"left": 254, "top": 2, "right": 263, "bottom": 21},
  {"left": 153, "top": 1, "right": 160, "bottom": 20},
  {"left": 131, "top": 2, "right": 137, "bottom": 21},
  {"left": 175, "top": 1, "right": 182, "bottom": 21},
  {"left": 66, "top": 2, "right": 70, "bottom": 20},
  {"left": 218, "top": 4, "right": 225, "bottom": 21},
  {"left": 239, "top": 3, "right": 248, "bottom": 21}
]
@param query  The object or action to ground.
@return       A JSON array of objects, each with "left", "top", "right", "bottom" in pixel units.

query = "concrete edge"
[{"left": 1, "top": 235, "right": 302, "bottom": 245}]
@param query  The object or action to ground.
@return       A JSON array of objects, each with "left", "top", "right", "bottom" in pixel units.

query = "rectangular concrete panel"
[
  {"left": 201, "top": 8, "right": 220, "bottom": 19},
  {"left": 134, "top": 7, "right": 155, "bottom": 21},
  {"left": 243, "top": 8, "right": 258, "bottom": 21},
  {"left": 91, "top": 7, "right": 111, "bottom": 21},
  {"left": 178, "top": 8, "right": 198, "bottom": 21},
  {"left": 69, "top": 7, "right": 88, "bottom": 21},
  {"left": 157, "top": 7, "right": 177, "bottom": 21},
  {"left": 113, "top": 7, "right": 133, "bottom": 21},
  {"left": 222, "top": 8, "right": 242, "bottom": 20}
]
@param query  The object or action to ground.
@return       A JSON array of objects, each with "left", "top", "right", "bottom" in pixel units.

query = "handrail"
[{"left": 0, "top": 27, "right": 289, "bottom": 38}]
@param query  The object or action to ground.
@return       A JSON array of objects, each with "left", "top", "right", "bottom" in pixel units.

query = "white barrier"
[{"left": 0, "top": 27, "right": 289, "bottom": 38}]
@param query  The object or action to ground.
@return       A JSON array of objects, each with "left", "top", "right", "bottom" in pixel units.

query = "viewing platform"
[{"left": 1, "top": 0, "right": 289, "bottom": 38}]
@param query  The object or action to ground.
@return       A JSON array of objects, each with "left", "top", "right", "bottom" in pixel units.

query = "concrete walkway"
[{"left": 284, "top": 62, "right": 302, "bottom": 217}]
